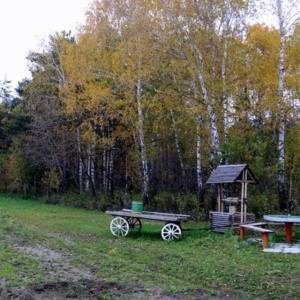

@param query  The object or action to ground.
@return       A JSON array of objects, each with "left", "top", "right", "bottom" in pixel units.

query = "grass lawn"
[{"left": 0, "top": 195, "right": 299, "bottom": 299}]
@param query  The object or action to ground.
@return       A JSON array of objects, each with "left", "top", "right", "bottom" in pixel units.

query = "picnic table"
[
  {"left": 105, "top": 209, "right": 190, "bottom": 240},
  {"left": 263, "top": 215, "right": 300, "bottom": 242}
]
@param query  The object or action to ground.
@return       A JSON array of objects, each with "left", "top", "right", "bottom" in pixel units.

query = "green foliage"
[
  {"left": 0, "top": 112, "right": 29, "bottom": 153},
  {"left": 0, "top": 154, "right": 9, "bottom": 192},
  {"left": 285, "top": 122, "right": 300, "bottom": 212},
  {"left": 7, "top": 142, "right": 30, "bottom": 195},
  {"left": 220, "top": 130, "right": 282, "bottom": 213},
  {"left": 220, "top": 130, "right": 277, "bottom": 166},
  {"left": 42, "top": 191, "right": 120, "bottom": 211},
  {"left": 247, "top": 193, "right": 277, "bottom": 218},
  {"left": 150, "top": 192, "right": 206, "bottom": 221}
]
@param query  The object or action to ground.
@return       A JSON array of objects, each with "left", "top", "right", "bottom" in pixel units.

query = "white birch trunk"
[
  {"left": 102, "top": 149, "right": 107, "bottom": 191},
  {"left": 277, "top": 0, "right": 286, "bottom": 205},
  {"left": 90, "top": 145, "right": 95, "bottom": 188},
  {"left": 136, "top": 79, "right": 150, "bottom": 200},
  {"left": 76, "top": 126, "right": 83, "bottom": 194},
  {"left": 222, "top": 39, "right": 229, "bottom": 141},
  {"left": 107, "top": 126, "right": 114, "bottom": 192},
  {"left": 108, "top": 149, "right": 114, "bottom": 192},
  {"left": 191, "top": 43, "right": 221, "bottom": 162},
  {"left": 101, "top": 125, "right": 113, "bottom": 192},
  {"left": 196, "top": 119, "right": 203, "bottom": 199},
  {"left": 91, "top": 126, "right": 96, "bottom": 189},
  {"left": 103, "top": 149, "right": 112, "bottom": 192},
  {"left": 86, "top": 150, "right": 90, "bottom": 192}
]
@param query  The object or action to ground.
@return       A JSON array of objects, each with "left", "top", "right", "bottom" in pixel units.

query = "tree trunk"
[
  {"left": 136, "top": 79, "right": 150, "bottom": 204},
  {"left": 76, "top": 126, "right": 83, "bottom": 194},
  {"left": 86, "top": 145, "right": 91, "bottom": 192},
  {"left": 277, "top": 0, "right": 287, "bottom": 210},
  {"left": 191, "top": 43, "right": 221, "bottom": 165},
  {"left": 222, "top": 38, "right": 229, "bottom": 142},
  {"left": 103, "top": 149, "right": 109, "bottom": 192},
  {"left": 85, "top": 139, "right": 95, "bottom": 192},
  {"left": 196, "top": 120, "right": 204, "bottom": 205},
  {"left": 171, "top": 109, "right": 186, "bottom": 190}
]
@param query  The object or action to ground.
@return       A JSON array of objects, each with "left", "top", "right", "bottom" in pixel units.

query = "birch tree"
[
  {"left": 276, "top": 0, "right": 286, "bottom": 209},
  {"left": 152, "top": 0, "right": 252, "bottom": 203},
  {"left": 85, "top": 0, "right": 164, "bottom": 202},
  {"left": 0, "top": 78, "right": 13, "bottom": 112},
  {"left": 272, "top": 0, "right": 300, "bottom": 209}
]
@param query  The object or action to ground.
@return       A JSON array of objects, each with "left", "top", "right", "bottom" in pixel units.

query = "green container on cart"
[
  {"left": 131, "top": 201, "right": 143, "bottom": 213},
  {"left": 268, "top": 234, "right": 274, "bottom": 247}
]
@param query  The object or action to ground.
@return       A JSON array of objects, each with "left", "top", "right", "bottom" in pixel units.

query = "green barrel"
[{"left": 131, "top": 201, "right": 143, "bottom": 213}]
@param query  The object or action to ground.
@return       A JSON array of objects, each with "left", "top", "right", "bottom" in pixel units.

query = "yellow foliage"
[{"left": 42, "top": 168, "right": 61, "bottom": 193}]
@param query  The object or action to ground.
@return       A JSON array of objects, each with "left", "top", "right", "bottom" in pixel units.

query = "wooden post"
[
  {"left": 240, "top": 227, "right": 246, "bottom": 240},
  {"left": 217, "top": 184, "right": 221, "bottom": 212},
  {"left": 218, "top": 183, "right": 224, "bottom": 212},
  {"left": 285, "top": 222, "right": 293, "bottom": 242},
  {"left": 244, "top": 181, "right": 248, "bottom": 224},
  {"left": 240, "top": 179, "right": 244, "bottom": 223},
  {"left": 220, "top": 183, "right": 224, "bottom": 212},
  {"left": 261, "top": 233, "right": 269, "bottom": 248},
  {"left": 240, "top": 170, "right": 248, "bottom": 224}
]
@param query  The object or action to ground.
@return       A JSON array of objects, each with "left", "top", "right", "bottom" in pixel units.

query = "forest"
[{"left": 0, "top": 0, "right": 300, "bottom": 219}]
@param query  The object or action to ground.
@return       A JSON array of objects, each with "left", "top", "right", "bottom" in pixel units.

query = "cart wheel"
[
  {"left": 110, "top": 217, "right": 129, "bottom": 237},
  {"left": 126, "top": 217, "right": 142, "bottom": 233},
  {"left": 161, "top": 223, "right": 182, "bottom": 240}
]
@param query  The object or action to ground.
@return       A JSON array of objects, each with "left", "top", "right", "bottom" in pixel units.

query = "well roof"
[{"left": 206, "top": 164, "right": 257, "bottom": 184}]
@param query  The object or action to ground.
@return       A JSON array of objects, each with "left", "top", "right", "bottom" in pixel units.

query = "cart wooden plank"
[
  {"left": 105, "top": 209, "right": 190, "bottom": 222},
  {"left": 122, "top": 209, "right": 190, "bottom": 218}
]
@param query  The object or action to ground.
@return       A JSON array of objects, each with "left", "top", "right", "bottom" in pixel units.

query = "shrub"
[
  {"left": 150, "top": 192, "right": 206, "bottom": 221},
  {"left": 42, "top": 191, "right": 120, "bottom": 211}
]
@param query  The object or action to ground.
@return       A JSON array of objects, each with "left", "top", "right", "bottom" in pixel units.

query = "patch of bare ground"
[
  {"left": 0, "top": 243, "right": 166, "bottom": 299},
  {"left": 0, "top": 279, "right": 123, "bottom": 300},
  {"left": 0, "top": 284, "right": 248, "bottom": 300},
  {"left": 0, "top": 242, "right": 248, "bottom": 300},
  {"left": 12, "top": 244, "right": 94, "bottom": 282}
]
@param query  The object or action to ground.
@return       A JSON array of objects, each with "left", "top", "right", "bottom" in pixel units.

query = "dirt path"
[
  {"left": 0, "top": 232, "right": 246, "bottom": 299},
  {"left": 1, "top": 241, "right": 192, "bottom": 299}
]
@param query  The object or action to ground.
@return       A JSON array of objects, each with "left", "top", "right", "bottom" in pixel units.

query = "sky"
[
  {"left": 0, "top": 1, "right": 280, "bottom": 95},
  {"left": 0, "top": 0, "right": 92, "bottom": 92}
]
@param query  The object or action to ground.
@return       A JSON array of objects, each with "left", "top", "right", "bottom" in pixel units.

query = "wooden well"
[{"left": 206, "top": 164, "right": 257, "bottom": 232}]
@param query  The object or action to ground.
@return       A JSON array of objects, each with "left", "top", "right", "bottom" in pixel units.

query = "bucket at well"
[{"left": 131, "top": 201, "right": 143, "bottom": 213}]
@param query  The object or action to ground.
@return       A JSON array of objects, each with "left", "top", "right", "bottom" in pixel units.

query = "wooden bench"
[{"left": 240, "top": 222, "right": 274, "bottom": 248}]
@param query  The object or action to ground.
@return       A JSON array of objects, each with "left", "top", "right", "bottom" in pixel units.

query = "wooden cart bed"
[{"left": 105, "top": 209, "right": 190, "bottom": 240}]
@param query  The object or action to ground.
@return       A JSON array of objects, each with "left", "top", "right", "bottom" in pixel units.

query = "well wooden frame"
[{"left": 206, "top": 164, "right": 257, "bottom": 224}]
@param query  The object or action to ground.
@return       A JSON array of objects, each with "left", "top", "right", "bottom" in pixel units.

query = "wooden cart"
[{"left": 105, "top": 209, "right": 190, "bottom": 240}]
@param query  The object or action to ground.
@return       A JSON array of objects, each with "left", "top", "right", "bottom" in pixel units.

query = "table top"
[{"left": 263, "top": 214, "right": 300, "bottom": 223}]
